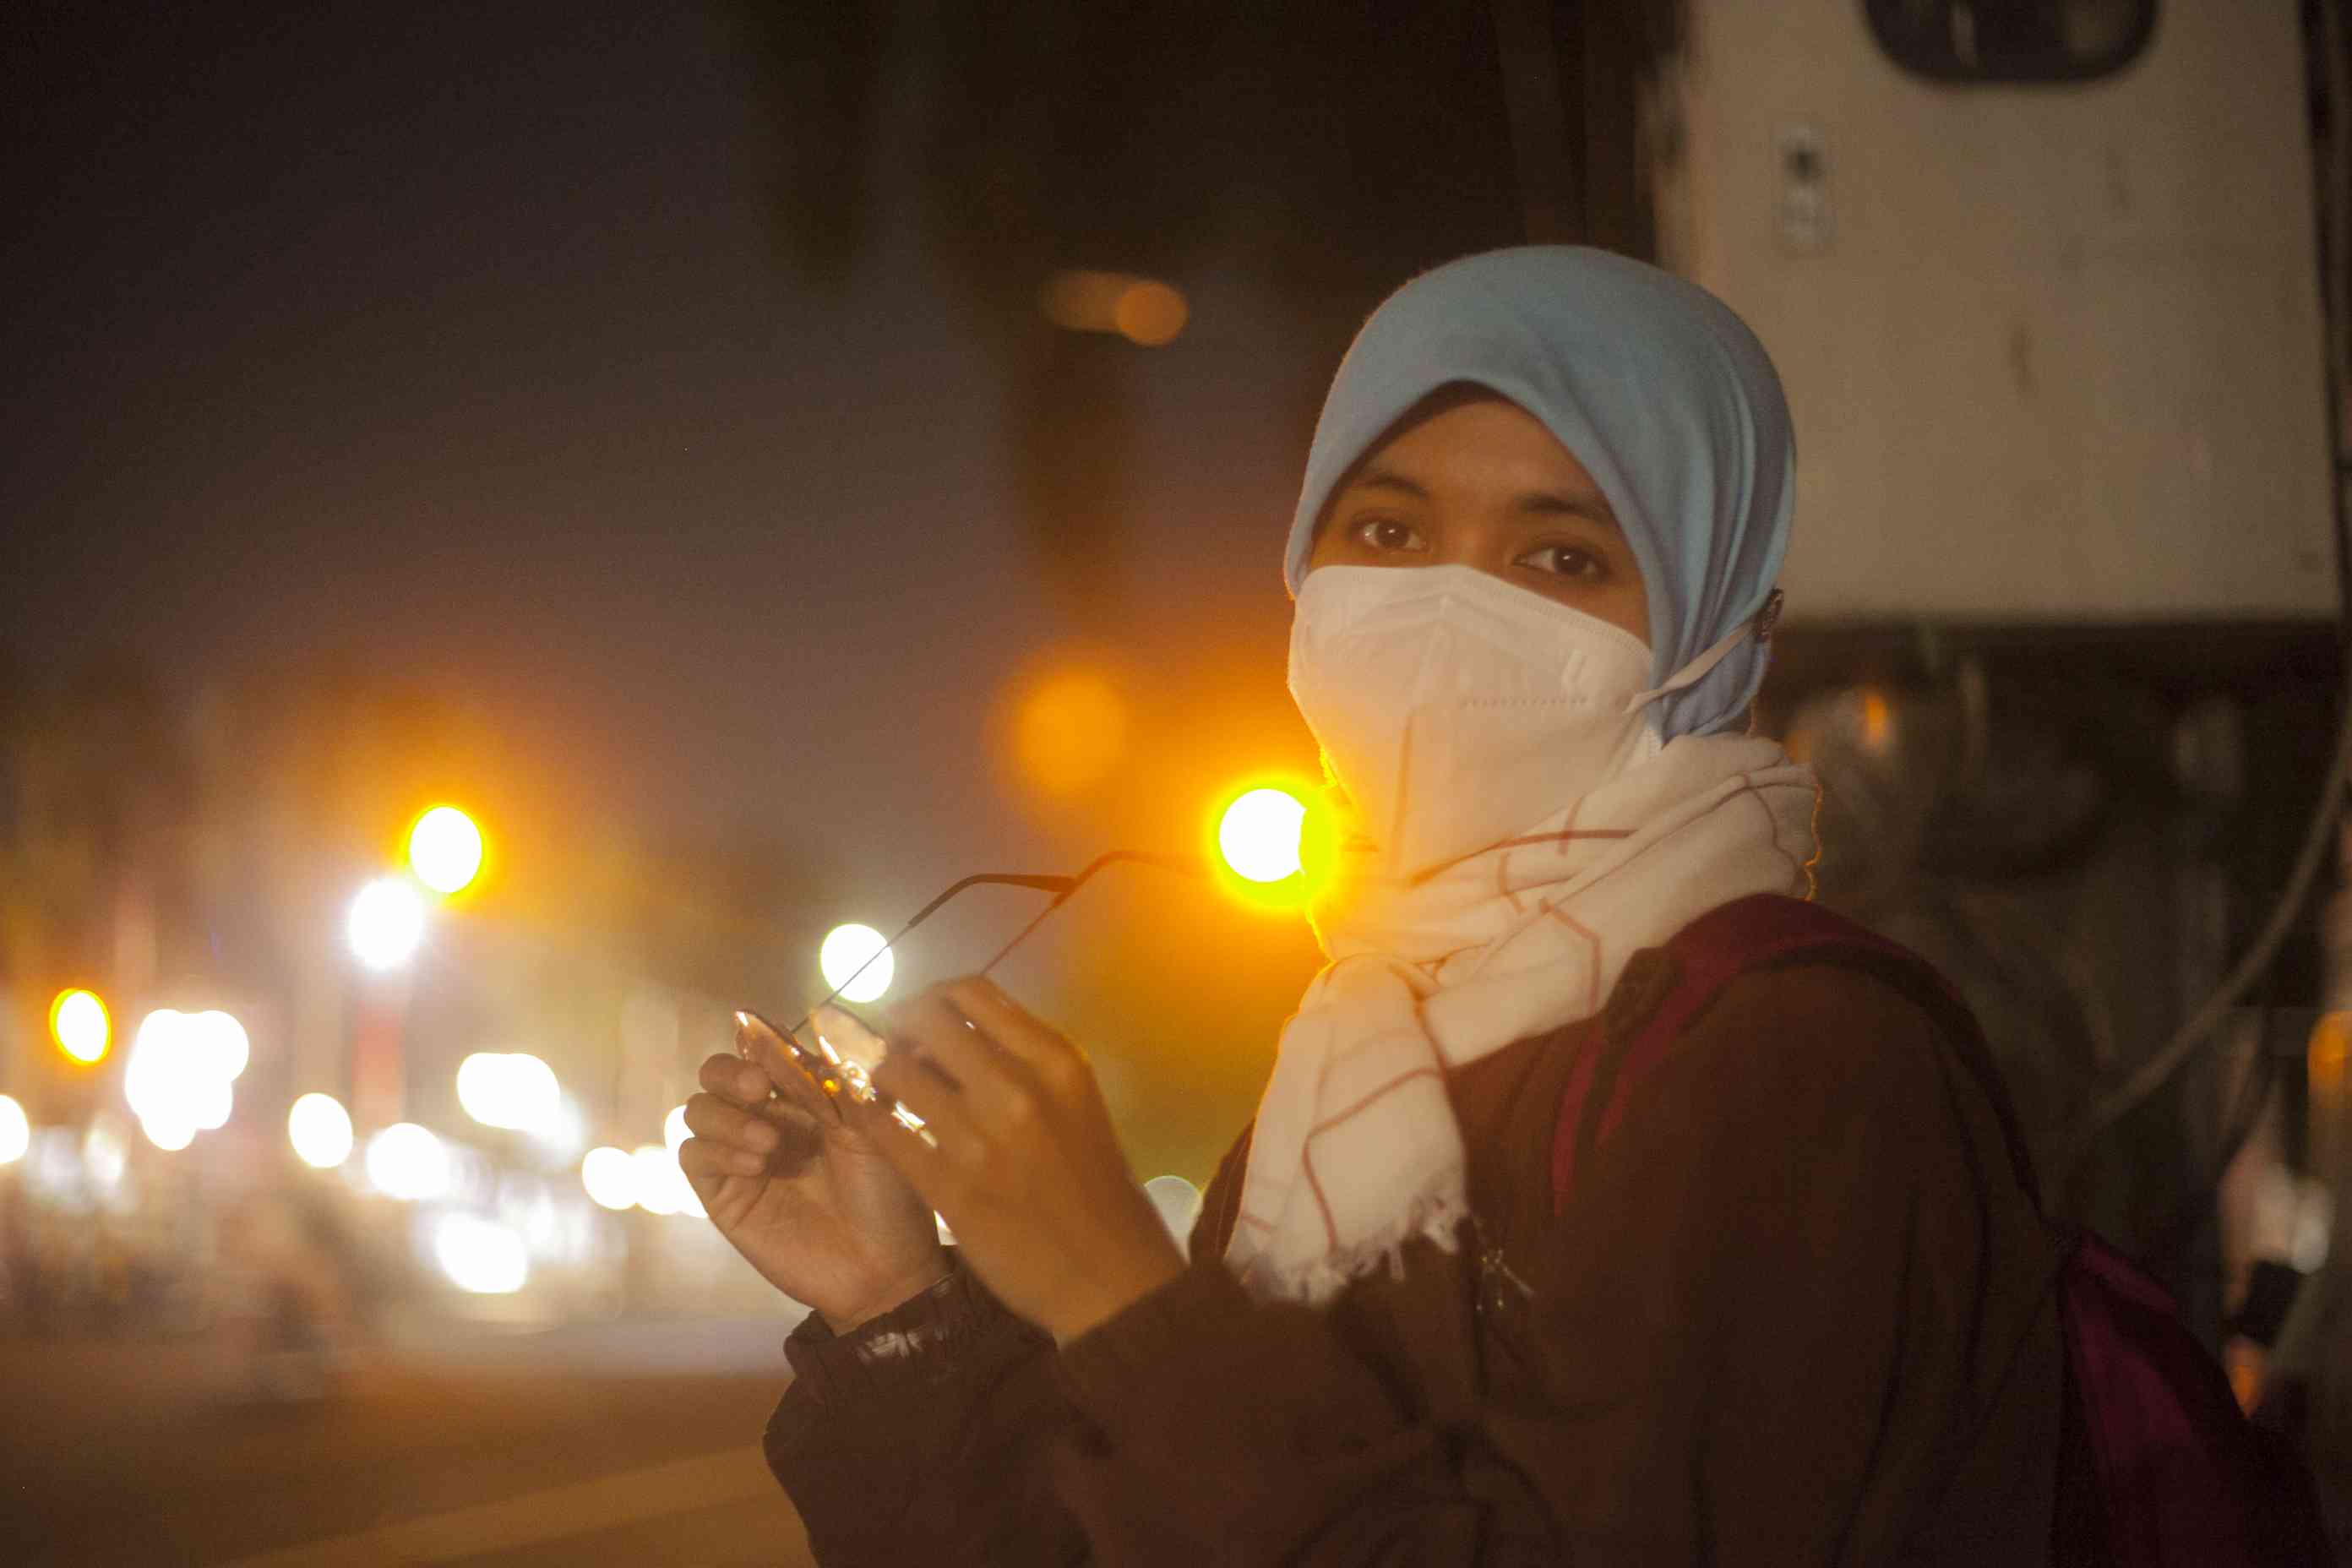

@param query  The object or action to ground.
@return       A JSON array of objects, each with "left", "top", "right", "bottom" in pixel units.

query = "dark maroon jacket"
[{"left": 765, "top": 956, "right": 2065, "bottom": 1565}]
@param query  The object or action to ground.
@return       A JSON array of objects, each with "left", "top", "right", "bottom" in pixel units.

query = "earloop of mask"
[{"left": 1620, "top": 589, "right": 1786, "bottom": 716}]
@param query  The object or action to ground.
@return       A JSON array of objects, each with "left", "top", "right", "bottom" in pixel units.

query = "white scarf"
[{"left": 1222, "top": 732, "right": 1821, "bottom": 1304}]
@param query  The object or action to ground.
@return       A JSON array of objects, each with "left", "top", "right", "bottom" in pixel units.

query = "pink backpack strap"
[{"left": 1549, "top": 893, "right": 2032, "bottom": 1215}]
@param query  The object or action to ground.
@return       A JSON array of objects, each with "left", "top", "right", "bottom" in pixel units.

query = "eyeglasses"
[{"left": 733, "top": 851, "right": 1205, "bottom": 1136}]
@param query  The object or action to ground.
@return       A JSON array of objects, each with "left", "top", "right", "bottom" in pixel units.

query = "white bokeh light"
[
  {"left": 0, "top": 1096, "right": 28, "bottom": 1165},
  {"left": 663, "top": 1103, "right": 691, "bottom": 1155},
  {"left": 124, "top": 1010, "right": 234, "bottom": 1143},
  {"left": 631, "top": 1143, "right": 680, "bottom": 1216},
  {"left": 819, "top": 923, "right": 894, "bottom": 1004},
  {"left": 366, "top": 1122, "right": 450, "bottom": 1200},
  {"left": 580, "top": 1146, "right": 637, "bottom": 1211},
  {"left": 455, "top": 1052, "right": 562, "bottom": 1134},
  {"left": 82, "top": 1123, "right": 129, "bottom": 1190},
  {"left": 433, "top": 1213, "right": 529, "bottom": 1294},
  {"left": 189, "top": 1010, "right": 250, "bottom": 1082},
  {"left": 287, "top": 1093, "right": 355, "bottom": 1169},
  {"left": 140, "top": 1113, "right": 197, "bottom": 1153},
  {"left": 347, "top": 878, "right": 426, "bottom": 970},
  {"left": 1144, "top": 1173, "right": 1203, "bottom": 1250}
]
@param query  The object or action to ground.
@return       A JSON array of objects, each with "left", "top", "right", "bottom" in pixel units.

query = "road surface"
[{"left": 0, "top": 1315, "right": 819, "bottom": 1566}]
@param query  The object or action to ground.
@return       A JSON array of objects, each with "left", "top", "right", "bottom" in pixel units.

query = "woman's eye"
[
  {"left": 1350, "top": 517, "right": 1424, "bottom": 553},
  {"left": 1515, "top": 544, "right": 1605, "bottom": 580}
]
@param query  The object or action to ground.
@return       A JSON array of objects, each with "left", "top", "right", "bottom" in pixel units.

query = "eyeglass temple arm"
[
  {"left": 973, "top": 852, "right": 1206, "bottom": 975},
  {"left": 800, "top": 873, "right": 1081, "bottom": 1029},
  {"left": 799, "top": 854, "right": 1211, "bottom": 1034}
]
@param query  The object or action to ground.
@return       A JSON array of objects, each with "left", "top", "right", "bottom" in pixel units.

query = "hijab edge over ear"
[{"left": 1281, "top": 247, "right": 1797, "bottom": 741}]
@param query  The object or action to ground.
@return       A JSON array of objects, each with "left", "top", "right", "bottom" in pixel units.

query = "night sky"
[{"left": 2, "top": 4, "right": 1332, "bottom": 912}]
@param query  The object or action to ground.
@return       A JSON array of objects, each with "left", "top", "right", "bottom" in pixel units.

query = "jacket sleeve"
[
  {"left": 1043, "top": 967, "right": 2053, "bottom": 1565},
  {"left": 763, "top": 1253, "right": 1092, "bottom": 1566}
]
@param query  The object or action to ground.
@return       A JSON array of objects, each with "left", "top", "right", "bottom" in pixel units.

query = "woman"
[{"left": 682, "top": 247, "right": 2064, "bottom": 1563}]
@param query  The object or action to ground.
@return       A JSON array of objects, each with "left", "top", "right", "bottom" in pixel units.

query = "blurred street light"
[
  {"left": 190, "top": 1010, "right": 250, "bottom": 1082},
  {"left": 631, "top": 1143, "right": 681, "bottom": 1215},
  {"left": 455, "top": 1052, "right": 561, "bottom": 1134},
  {"left": 49, "top": 988, "right": 110, "bottom": 1064},
  {"left": 0, "top": 1096, "right": 29, "bottom": 1165},
  {"left": 365, "top": 1122, "right": 449, "bottom": 1200},
  {"left": 819, "top": 923, "right": 894, "bottom": 1004},
  {"left": 1038, "top": 270, "right": 1190, "bottom": 346},
  {"left": 1012, "top": 668, "right": 1129, "bottom": 795},
  {"left": 287, "top": 1092, "right": 355, "bottom": 1169},
  {"left": 83, "top": 1123, "right": 129, "bottom": 1190},
  {"left": 433, "top": 1213, "right": 528, "bottom": 1294},
  {"left": 348, "top": 878, "right": 426, "bottom": 970},
  {"left": 1209, "top": 781, "right": 1333, "bottom": 912},
  {"left": 1145, "top": 1174, "right": 1203, "bottom": 1251},
  {"left": 580, "top": 1146, "right": 637, "bottom": 1211},
  {"left": 663, "top": 1103, "right": 691, "bottom": 1155},
  {"left": 125, "top": 1010, "right": 234, "bottom": 1144},
  {"left": 408, "top": 806, "right": 484, "bottom": 896},
  {"left": 140, "top": 1112, "right": 197, "bottom": 1152},
  {"left": 1217, "top": 787, "right": 1307, "bottom": 883}
]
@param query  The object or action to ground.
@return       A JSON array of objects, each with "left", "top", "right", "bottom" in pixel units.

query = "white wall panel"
[{"left": 1658, "top": 1, "right": 2334, "bottom": 620}]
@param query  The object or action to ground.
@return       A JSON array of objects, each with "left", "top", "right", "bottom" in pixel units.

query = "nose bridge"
[{"left": 1425, "top": 503, "right": 1505, "bottom": 573}]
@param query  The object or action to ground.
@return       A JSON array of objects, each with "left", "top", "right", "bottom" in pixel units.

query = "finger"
[
  {"left": 678, "top": 1133, "right": 766, "bottom": 1184},
  {"left": 890, "top": 985, "right": 1048, "bottom": 1111},
  {"left": 809, "top": 1003, "right": 889, "bottom": 1074},
  {"left": 697, "top": 1052, "right": 773, "bottom": 1109},
  {"left": 838, "top": 1083, "right": 956, "bottom": 1197},
  {"left": 937, "top": 977, "right": 1086, "bottom": 1086},
  {"left": 879, "top": 991, "right": 979, "bottom": 1093},
  {"left": 734, "top": 1010, "right": 844, "bottom": 1124},
  {"left": 683, "top": 1091, "right": 784, "bottom": 1158},
  {"left": 868, "top": 1048, "right": 981, "bottom": 1153},
  {"left": 881, "top": 993, "right": 1040, "bottom": 1127}
]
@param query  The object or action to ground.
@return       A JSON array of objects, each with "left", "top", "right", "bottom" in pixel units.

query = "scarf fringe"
[{"left": 1255, "top": 1189, "right": 1472, "bottom": 1307}]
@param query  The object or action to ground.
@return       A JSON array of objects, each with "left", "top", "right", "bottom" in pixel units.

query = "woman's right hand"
[{"left": 681, "top": 1014, "right": 948, "bottom": 1333}]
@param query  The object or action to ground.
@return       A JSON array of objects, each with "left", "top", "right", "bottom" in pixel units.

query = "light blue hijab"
[{"left": 1283, "top": 246, "right": 1794, "bottom": 740}]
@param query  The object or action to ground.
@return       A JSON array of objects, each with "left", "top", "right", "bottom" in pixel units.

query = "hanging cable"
[{"left": 2061, "top": 0, "right": 2352, "bottom": 1183}]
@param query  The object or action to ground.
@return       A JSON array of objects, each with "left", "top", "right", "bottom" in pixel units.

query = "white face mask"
[{"left": 1288, "top": 564, "right": 1761, "bottom": 879}]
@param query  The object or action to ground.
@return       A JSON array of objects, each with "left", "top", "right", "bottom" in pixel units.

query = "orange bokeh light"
[
  {"left": 1013, "top": 669, "right": 1129, "bottom": 796},
  {"left": 1038, "top": 270, "right": 1188, "bottom": 347}
]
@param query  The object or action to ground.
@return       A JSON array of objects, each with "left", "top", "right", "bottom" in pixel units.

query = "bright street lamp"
[
  {"left": 49, "top": 988, "right": 110, "bottom": 1064},
  {"left": 455, "top": 1052, "right": 560, "bottom": 1134},
  {"left": 819, "top": 923, "right": 894, "bottom": 1004},
  {"left": 365, "top": 1122, "right": 449, "bottom": 1200},
  {"left": 287, "top": 1092, "right": 355, "bottom": 1169},
  {"left": 348, "top": 878, "right": 426, "bottom": 970},
  {"left": 408, "top": 806, "right": 484, "bottom": 896},
  {"left": 1217, "top": 787, "right": 1307, "bottom": 883},
  {"left": 0, "top": 1096, "right": 28, "bottom": 1166},
  {"left": 580, "top": 1146, "right": 637, "bottom": 1211}
]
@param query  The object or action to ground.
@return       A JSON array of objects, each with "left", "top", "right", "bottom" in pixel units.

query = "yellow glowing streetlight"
[
  {"left": 1218, "top": 788, "right": 1307, "bottom": 883},
  {"left": 1208, "top": 781, "right": 1331, "bottom": 912},
  {"left": 49, "top": 988, "right": 110, "bottom": 1064},
  {"left": 408, "top": 806, "right": 484, "bottom": 896}
]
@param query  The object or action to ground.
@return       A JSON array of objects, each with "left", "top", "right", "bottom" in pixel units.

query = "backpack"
[{"left": 1549, "top": 893, "right": 2327, "bottom": 1566}]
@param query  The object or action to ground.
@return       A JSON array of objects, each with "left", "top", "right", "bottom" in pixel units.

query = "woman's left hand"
[{"left": 849, "top": 977, "right": 1186, "bottom": 1344}]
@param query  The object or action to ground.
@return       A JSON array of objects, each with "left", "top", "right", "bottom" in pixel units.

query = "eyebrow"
[{"left": 1347, "top": 464, "right": 1621, "bottom": 530}]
